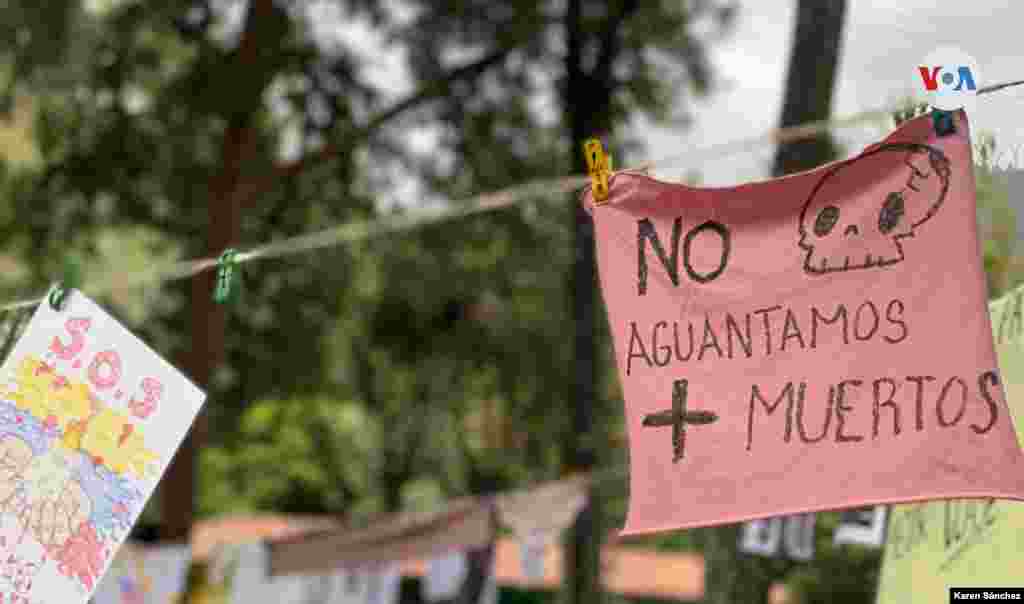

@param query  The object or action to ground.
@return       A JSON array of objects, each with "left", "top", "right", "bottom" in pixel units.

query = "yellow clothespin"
[{"left": 583, "top": 138, "right": 612, "bottom": 205}]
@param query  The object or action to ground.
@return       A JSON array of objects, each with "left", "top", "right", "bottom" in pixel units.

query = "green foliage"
[
  {"left": 973, "top": 133, "right": 1020, "bottom": 298},
  {"left": 199, "top": 395, "right": 381, "bottom": 515},
  {"left": 780, "top": 513, "right": 882, "bottom": 604},
  {"left": 0, "top": 1, "right": 739, "bottom": 540}
]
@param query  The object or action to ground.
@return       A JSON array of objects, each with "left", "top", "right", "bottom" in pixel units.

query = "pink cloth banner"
[{"left": 584, "top": 112, "right": 1024, "bottom": 537}]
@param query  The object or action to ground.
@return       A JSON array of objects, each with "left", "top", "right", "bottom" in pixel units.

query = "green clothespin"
[
  {"left": 49, "top": 253, "right": 82, "bottom": 311},
  {"left": 932, "top": 109, "right": 956, "bottom": 137},
  {"left": 213, "top": 248, "right": 240, "bottom": 305}
]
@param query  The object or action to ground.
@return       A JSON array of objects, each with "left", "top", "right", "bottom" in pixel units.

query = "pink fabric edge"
[{"left": 618, "top": 489, "right": 1024, "bottom": 538}]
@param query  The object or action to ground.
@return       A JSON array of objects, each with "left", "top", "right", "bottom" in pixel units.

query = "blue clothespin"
[{"left": 932, "top": 109, "right": 955, "bottom": 137}]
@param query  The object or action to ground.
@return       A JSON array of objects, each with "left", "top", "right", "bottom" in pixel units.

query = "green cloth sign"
[{"left": 876, "top": 286, "right": 1024, "bottom": 603}]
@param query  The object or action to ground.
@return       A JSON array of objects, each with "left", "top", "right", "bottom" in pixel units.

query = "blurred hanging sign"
[
  {"left": 584, "top": 112, "right": 1024, "bottom": 536},
  {"left": 988, "top": 162, "right": 1024, "bottom": 245},
  {"left": 876, "top": 287, "right": 1024, "bottom": 604},
  {"left": 833, "top": 507, "right": 887, "bottom": 547},
  {"left": 268, "top": 498, "right": 493, "bottom": 576},
  {"left": 739, "top": 518, "right": 781, "bottom": 557},
  {"left": 91, "top": 542, "right": 192, "bottom": 604},
  {"left": 739, "top": 514, "right": 816, "bottom": 561},
  {"left": 495, "top": 476, "right": 588, "bottom": 582}
]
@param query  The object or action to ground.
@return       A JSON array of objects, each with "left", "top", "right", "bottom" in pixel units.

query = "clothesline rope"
[
  {"left": 1, "top": 80, "right": 1021, "bottom": 314},
  {"left": 631, "top": 79, "right": 1024, "bottom": 174}
]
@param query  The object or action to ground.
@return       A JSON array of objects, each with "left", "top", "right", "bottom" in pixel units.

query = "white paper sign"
[
  {"left": 739, "top": 518, "right": 782, "bottom": 556},
  {"left": 739, "top": 515, "right": 816, "bottom": 560},
  {"left": 781, "top": 514, "right": 816, "bottom": 561},
  {"left": 833, "top": 506, "right": 888, "bottom": 547},
  {"left": 0, "top": 290, "right": 206, "bottom": 603},
  {"left": 218, "top": 541, "right": 401, "bottom": 604},
  {"left": 423, "top": 551, "right": 467, "bottom": 602}
]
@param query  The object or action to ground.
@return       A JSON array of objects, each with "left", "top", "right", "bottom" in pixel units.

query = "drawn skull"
[{"left": 798, "top": 142, "right": 951, "bottom": 274}]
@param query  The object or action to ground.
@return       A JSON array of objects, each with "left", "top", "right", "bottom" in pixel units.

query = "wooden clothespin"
[{"left": 583, "top": 138, "right": 613, "bottom": 205}]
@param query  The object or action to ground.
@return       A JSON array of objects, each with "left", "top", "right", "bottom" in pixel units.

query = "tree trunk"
[
  {"left": 562, "top": 2, "right": 631, "bottom": 603},
  {"left": 161, "top": 0, "right": 277, "bottom": 544},
  {"left": 771, "top": 0, "right": 847, "bottom": 177}
]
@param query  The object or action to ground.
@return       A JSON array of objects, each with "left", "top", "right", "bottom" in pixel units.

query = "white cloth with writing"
[
  {"left": 739, "top": 514, "right": 815, "bottom": 561},
  {"left": 223, "top": 541, "right": 402, "bottom": 604},
  {"left": 422, "top": 551, "right": 467, "bottom": 602},
  {"left": 323, "top": 564, "right": 402, "bottom": 604},
  {"left": 422, "top": 548, "right": 496, "bottom": 604}
]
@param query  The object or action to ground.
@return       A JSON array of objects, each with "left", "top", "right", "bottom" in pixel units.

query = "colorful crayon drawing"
[
  {"left": 0, "top": 551, "right": 40, "bottom": 603},
  {"left": 0, "top": 290, "right": 205, "bottom": 603},
  {"left": 0, "top": 355, "right": 156, "bottom": 592},
  {"left": 0, "top": 529, "right": 45, "bottom": 604}
]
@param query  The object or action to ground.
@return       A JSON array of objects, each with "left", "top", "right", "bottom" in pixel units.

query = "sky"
[{"left": 635, "top": 0, "right": 1024, "bottom": 186}]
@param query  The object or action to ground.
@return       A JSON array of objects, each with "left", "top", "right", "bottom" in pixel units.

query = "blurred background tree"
[
  {"left": 0, "top": 2, "right": 1019, "bottom": 604},
  {"left": 0, "top": 2, "right": 733, "bottom": 601}
]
